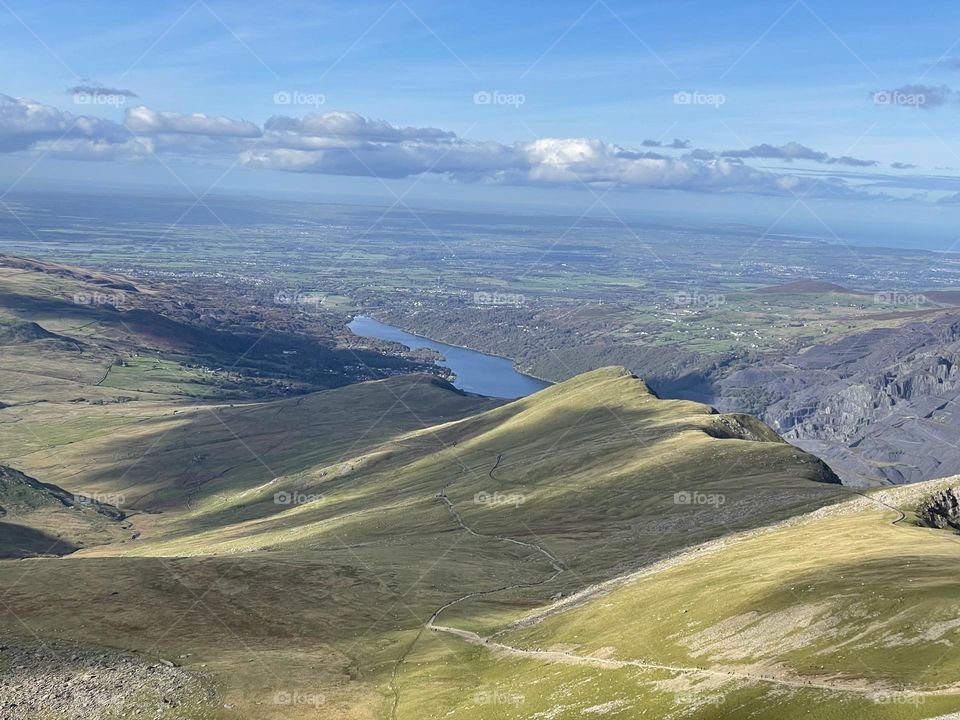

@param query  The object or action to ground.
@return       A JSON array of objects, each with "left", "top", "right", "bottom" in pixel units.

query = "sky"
[{"left": 4, "top": 0, "right": 960, "bottom": 245}]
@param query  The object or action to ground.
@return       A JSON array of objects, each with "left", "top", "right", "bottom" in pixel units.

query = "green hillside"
[
  {"left": 0, "top": 362, "right": 848, "bottom": 719},
  {"left": 408, "top": 480, "right": 960, "bottom": 720}
]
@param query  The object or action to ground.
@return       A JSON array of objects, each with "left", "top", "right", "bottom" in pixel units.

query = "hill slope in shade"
[{"left": 0, "top": 464, "right": 128, "bottom": 558}]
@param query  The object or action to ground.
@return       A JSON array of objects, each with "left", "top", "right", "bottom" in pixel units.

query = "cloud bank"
[
  {"left": 720, "top": 142, "right": 878, "bottom": 167},
  {"left": 0, "top": 93, "right": 923, "bottom": 200}
]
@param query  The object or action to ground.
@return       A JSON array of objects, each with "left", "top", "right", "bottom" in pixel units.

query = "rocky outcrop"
[
  {"left": 0, "top": 465, "right": 124, "bottom": 520},
  {"left": 717, "top": 313, "right": 960, "bottom": 485},
  {"left": 916, "top": 486, "right": 960, "bottom": 532},
  {"left": 0, "top": 634, "right": 217, "bottom": 719}
]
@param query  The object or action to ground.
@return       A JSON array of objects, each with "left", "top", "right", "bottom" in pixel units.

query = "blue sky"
[{"left": 4, "top": 0, "right": 960, "bottom": 242}]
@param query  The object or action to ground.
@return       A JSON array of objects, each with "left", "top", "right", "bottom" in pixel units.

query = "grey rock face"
[
  {"left": 917, "top": 486, "right": 960, "bottom": 531},
  {"left": 717, "top": 314, "right": 960, "bottom": 486}
]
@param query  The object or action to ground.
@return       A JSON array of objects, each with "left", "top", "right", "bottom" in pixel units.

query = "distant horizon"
[{"left": 4, "top": 176, "right": 960, "bottom": 252}]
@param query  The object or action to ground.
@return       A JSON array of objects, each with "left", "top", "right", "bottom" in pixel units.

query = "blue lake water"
[{"left": 348, "top": 315, "right": 551, "bottom": 399}]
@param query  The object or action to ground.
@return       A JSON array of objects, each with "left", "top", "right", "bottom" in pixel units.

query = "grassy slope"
[
  {"left": 3, "top": 363, "right": 842, "bottom": 564},
  {"left": 0, "top": 364, "right": 850, "bottom": 719},
  {"left": 399, "top": 480, "right": 960, "bottom": 720}
]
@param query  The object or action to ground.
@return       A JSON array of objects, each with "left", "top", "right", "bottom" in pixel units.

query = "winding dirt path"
[
  {"left": 427, "top": 455, "right": 564, "bottom": 630},
  {"left": 389, "top": 454, "right": 564, "bottom": 719},
  {"left": 488, "top": 453, "right": 503, "bottom": 480},
  {"left": 849, "top": 489, "right": 907, "bottom": 525}
]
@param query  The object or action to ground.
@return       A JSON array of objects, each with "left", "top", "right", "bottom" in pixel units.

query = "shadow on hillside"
[{"left": 0, "top": 522, "right": 79, "bottom": 558}]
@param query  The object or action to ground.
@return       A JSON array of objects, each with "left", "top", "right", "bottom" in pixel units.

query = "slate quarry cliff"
[{"left": 716, "top": 313, "right": 960, "bottom": 486}]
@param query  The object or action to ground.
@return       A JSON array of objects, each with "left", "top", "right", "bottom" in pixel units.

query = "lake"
[{"left": 348, "top": 315, "right": 551, "bottom": 399}]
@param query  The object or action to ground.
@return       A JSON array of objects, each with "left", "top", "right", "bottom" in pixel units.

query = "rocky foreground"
[{"left": 0, "top": 634, "right": 217, "bottom": 719}]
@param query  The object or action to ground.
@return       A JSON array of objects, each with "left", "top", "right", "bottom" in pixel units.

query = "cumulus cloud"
[
  {"left": 264, "top": 111, "right": 452, "bottom": 143},
  {"left": 827, "top": 155, "right": 878, "bottom": 167},
  {"left": 0, "top": 93, "right": 127, "bottom": 152},
  {"left": 125, "top": 106, "right": 261, "bottom": 137},
  {"left": 891, "top": 161, "right": 918, "bottom": 170},
  {"left": 34, "top": 137, "right": 154, "bottom": 161},
  {"left": 721, "top": 142, "right": 877, "bottom": 167},
  {"left": 0, "top": 95, "right": 264, "bottom": 160},
  {"left": 0, "top": 94, "right": 912, "bottom": 199},
  {"left": 684, "top": 148, "right": 716, "bottom": 161},
  {"left": 242, "top": 114, "right": 849, "bottom": 197},
  {"left": 237, "top": 111, "right": 513, "bottom": 178},
  {"left": 516, "top": 138, "right": 795, "bottom": 193},
  {"left": 723, "top": 142, "right": 828, "bottom": 162},
  {"left": 612, "top": 148, "right": 667, "bottom": 160}
]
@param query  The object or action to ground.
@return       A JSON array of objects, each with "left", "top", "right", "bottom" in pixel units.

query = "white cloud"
[
  {"left": 721, "top": 142, "right": 878, "bottom": 167},
  {"left": 244, "top": 127, "right": 836, "bottom": 196},
  {"left": 125, "top": 106, "right": 261, "bottom": 138},
  {"left": 0, "top": 94, "right": 909, "bottom": 199},
  {"left": 0, "top": 94, "right": 93, "bottom": 151},
  {"left": 264, "top": 111, "right": 453, "bottom": 143},
  {"left": 33, "top": 137, "right": 154, "bottom": 161}
]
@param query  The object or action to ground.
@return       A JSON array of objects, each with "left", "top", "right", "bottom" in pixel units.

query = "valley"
[
  {"left": 2, "top": 255, "right": 960, "bottom": 718},
  {"left": 6, "top": 190, "right": 960, "bottom": 484}
]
